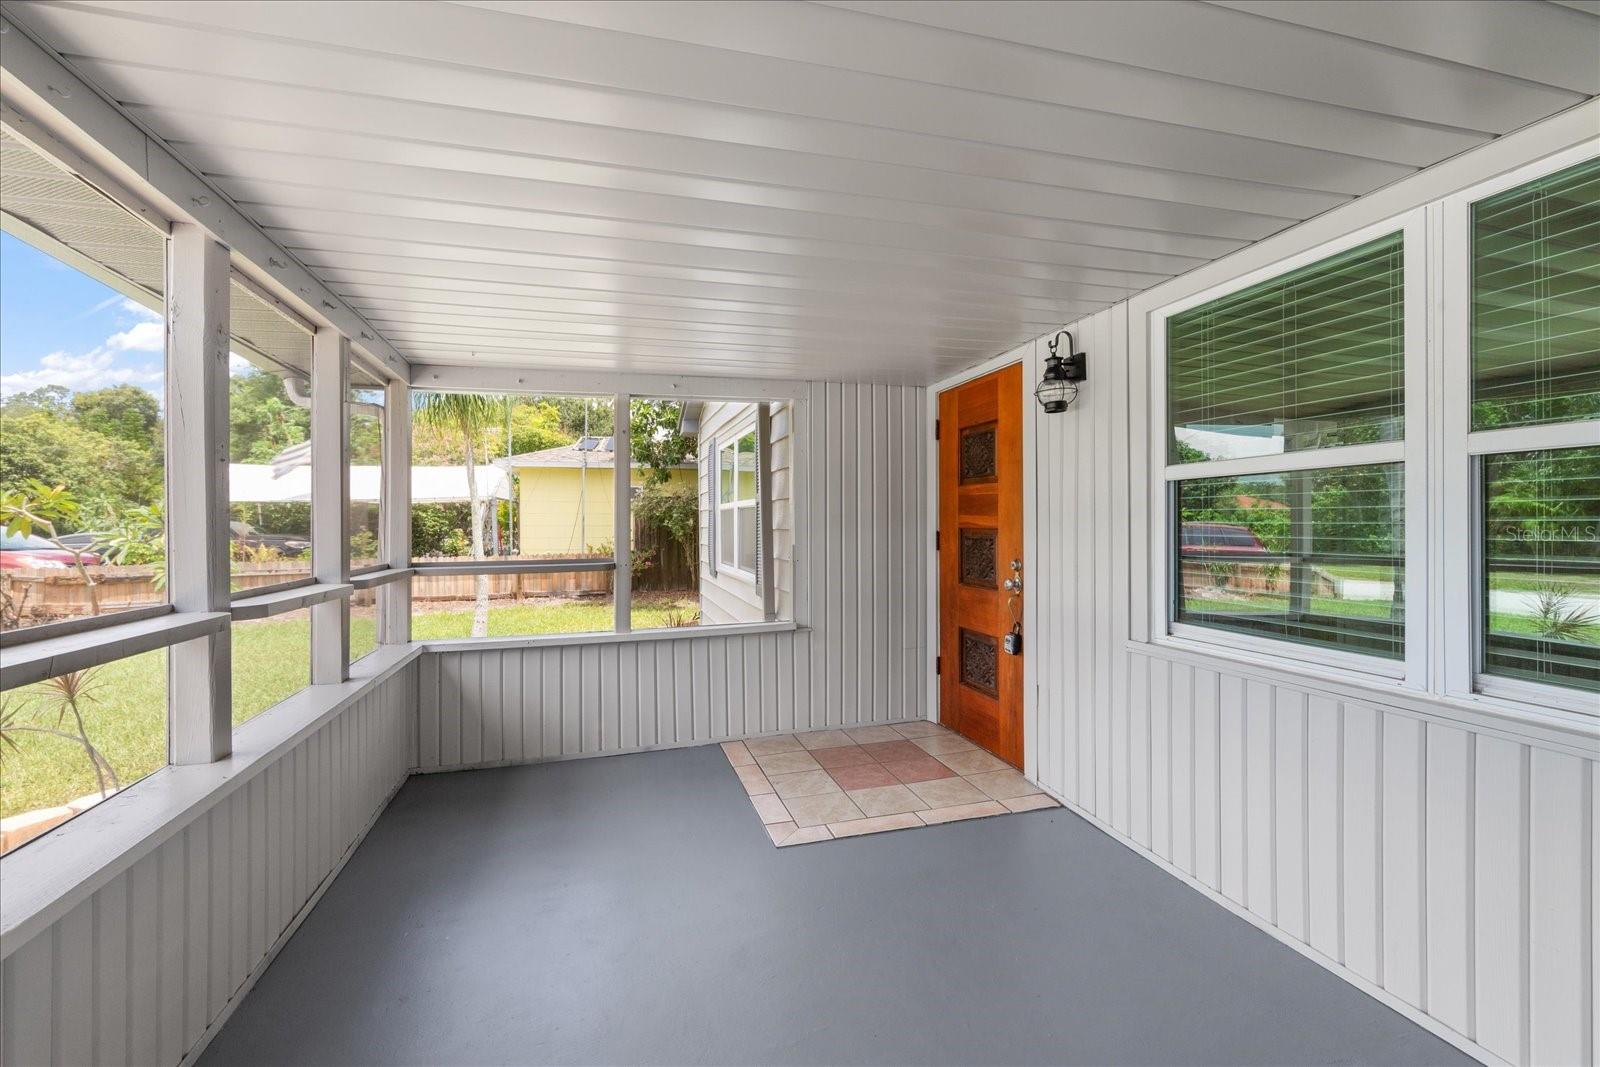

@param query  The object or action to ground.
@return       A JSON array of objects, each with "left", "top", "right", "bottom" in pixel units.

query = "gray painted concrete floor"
[{"left": 200, "top": 744, "right": 1473, "bottom": 1066}]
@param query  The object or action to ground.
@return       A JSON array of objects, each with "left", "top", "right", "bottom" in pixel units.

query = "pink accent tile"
[
  {"left": 721, "top": 740, "right": 755, "bottom": 766},
  {"left": 750, "top": 793, "right": 791, "bottom": 824},
  {"left": 918, "top": 801, "right": 1008, "bottom": 825},
  {"left": 734, "top": 764, "right": 773, "bottom": 795},
  {"left": 828, "top": 812, "right": 924, "bottom": 838},
  {"left": 827, "top": 762, "right": 899, "bottom": 791},
  {"left": 884, "top": 756, "right": 958, "bottom": 785},
  {"left": 858, "top": 740, "right": 926, "bottom": 764},
  {"left": 1004, "top": 794, "right": 1060, "bottom": 813},
  {"left": 891, "top": 721, "right": 944, "bottom": 738},
  {"left": 811, "top": 745, "right": 876, "bottom": 770}
]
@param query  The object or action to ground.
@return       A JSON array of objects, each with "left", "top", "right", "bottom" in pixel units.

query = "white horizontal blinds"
[
  {"left": 1168, "top": 233, "right": 1405, "bottom": 462},
  {"left": 1481, "top": 446, "right": 1600, "bottom": 692},
  {"left": 1175, "top": 463, "right": 1405, "bottom": 659},
  {"left": 1472, "top": 157, "right": 1600, "bottom": 430}
]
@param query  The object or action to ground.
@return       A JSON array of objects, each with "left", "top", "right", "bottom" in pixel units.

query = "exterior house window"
[
  {"left": 1164, "top": 230, "right": 1410, "bottom": 664},
  {"left": 718, "top": 425, "right": 760, "bottom": 577},
  {"left": 1470, "top": 157, "right": 1599, "bottom": 695}
]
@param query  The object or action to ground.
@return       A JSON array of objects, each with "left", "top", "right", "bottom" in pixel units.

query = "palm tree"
[{"left": 414, "top": 392, "right": 502, "bottom": 637}]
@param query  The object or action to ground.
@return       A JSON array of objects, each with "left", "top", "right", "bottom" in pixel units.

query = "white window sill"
[
  {"left": 419, "top": 619, "right": 797, "bottom": 654},
  {"left": 1134, "top": 636, "right": 1599, "bottom": 756},
  {"left": 0, "top": 643, "right": 422, "bottom": 950},
  {"left": 0, "top": 610, "right": 230, "bottom": 690}
]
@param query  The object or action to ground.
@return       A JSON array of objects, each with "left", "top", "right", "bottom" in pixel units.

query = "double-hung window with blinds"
[
  {"left": 1471, "top": 157, "right": 1599, "bottom": 695},
  {"left": 1165, "top": 231, "right": 1408, "bottom": 661}
]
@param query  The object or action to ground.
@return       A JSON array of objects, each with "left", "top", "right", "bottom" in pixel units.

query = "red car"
[{"left": 0, "top": 532, "right": 102, "bottom": 569}]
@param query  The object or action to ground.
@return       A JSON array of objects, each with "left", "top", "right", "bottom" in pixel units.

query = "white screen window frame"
[{"left": 1148, "top": 210, "right": 1431, "bottom": 690}]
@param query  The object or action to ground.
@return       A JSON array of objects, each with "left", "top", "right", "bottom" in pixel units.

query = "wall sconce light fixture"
[{"left": 1035, "top": 329, "right": 1088, "bottom": 413}]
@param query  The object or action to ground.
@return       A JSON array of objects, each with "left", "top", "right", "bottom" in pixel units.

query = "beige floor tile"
[
  {"left": 755, "top": 751, "right": 823, "bottom": 775},
  {"left": 776, "top": 825, "right": 833, "bottom": 847},
  {"left": 765, "top": 821, "right": 799, "bottom": 844},
  {"left": 935, "top": 748, "right": 1010, "bottom": 775},
  {"left": 843, "top": 725, "right": 903, "bottom": 743},
  {"left": 829, "top": 812, "right": 924, "bottom": 838},
  {"left": 769, "top": 769, "right": 842, "bottom": 800},
  {"left": 891, "top": 721, "right": 945, "bottom": 739},
  {"left": 783, "top": 792, "right": 865, "bottom": 828},
  {"left": 907, "top": 777, "right": 988, "bottom": 808},
  {"left": 1004, "top": 794, "right": 1060, "bottom": 813},
  {"left": 734, "top": 764, "right": 773, "bottom": 795},
  {"left": 745, "top": 735, "right": 803, "bottom": 756},
  {"left": 911, "top": 733, "right": 977, "bottom": 755},
  {"left": 919, "top": 801, "right": 1009, "bottom": 825},
  {"left": 848, "top": 783, "right": 929, "bottom": 817},
  {"left": 721, "top": 741, "right": 755, "bottom": 766},
  {"left": 797, "top": 729, "right": 855, "bottom": 750},
  {"left": 964, "top": 769, "right": 1044, "bottom": 801},
  {"left": 750, "top": 793, "right": 792, "bottom": 824}
]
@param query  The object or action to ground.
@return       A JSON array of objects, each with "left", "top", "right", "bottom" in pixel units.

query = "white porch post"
[
  {"left": 757, "top": 402, "right": 776, "bottom": 622},
  {"left": 310, "top": 328, "right": 350, "bottom": 682},
  {"left": 379, "top": 377, "right": 413, "bottom": 644},
  {"left": 612, "top": 393, "right": 631, "bottom": 633},
  {"left": 164, "top": 224, "right": 233, "bottom": 763}
]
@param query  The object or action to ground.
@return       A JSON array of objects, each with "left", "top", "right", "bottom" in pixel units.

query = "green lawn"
[{"left": 2, "top": 594, "right": 697, "bottom": 819}]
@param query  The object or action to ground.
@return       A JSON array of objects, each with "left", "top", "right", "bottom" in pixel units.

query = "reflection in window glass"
[
  {"left": 1167, "top": 233, "right": 1405, "bottom": 463},
  {"left": 0, "top": 648, "right": 168, "bottom": 856},
  {"left": 349, "top": 586, "right": 378, "bottom": 664},
  {"left": 1472, "top": 157, "right": 1600, "bottom": 431},
  {"left": 349, "top": 371, "right": 384, "bottom": 570},
  {"left": 228, "top": 282, "right": 313, "bottom": 591},
  {"left": 232, "top": 609, "right": 311, "bottom": 726},
  {"left": 0, "top": 129, "right": 168, "bottom": 636},
  {"left": 1174, "top": 463, "right": 1405, "bottom": 659},
  {"left": 1482, "top": 447, "right": 1600, "bottom": 692}
]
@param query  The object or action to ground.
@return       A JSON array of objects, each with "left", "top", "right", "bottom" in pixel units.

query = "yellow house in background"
[{"left": 501, "top": 437, "right": 697, "bottom": 556}]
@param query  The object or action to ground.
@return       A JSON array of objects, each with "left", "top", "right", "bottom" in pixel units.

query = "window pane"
[
  {"left": 719, "top": 507, "right": 736, "bottom": 567},
  {"left": 1482, "top": 446, "right": 1600, "bottom": 693},
  {"left": 349, "top": 370, "right": 384, "bottom": 569},
  {"left": 719, "top": 443, "right": 735, "bottom": 501},
  {"left": 229, "top": 282, "right": 313, "bottom": 590},
  {"left": 737, "top": 505, "right": 757, "bottom": 572},
  {"left": 0, "top": 649, "right": 167, "bottom": 856},
  {"left": 1, "top": 129, "right": 167, "bottom": 636},
  {"left": 1168, "top": 233, "right": 1405, "bottom": 463},
  {"left": 736, "top": 431, "right": 758, "bottom": 500},
  {"left": 1175, "top": 463, "right": 1404, "bottom": 659},
  {"left": 410, "top": 570, "right": 614, "bottom": 637},
  {"left": 232, "top": 609, "right": 311, "bottom": 726},
  {"left": 1472, "top": 158, "right": 1600, "bottom": 430},
  {"left": 349, "top": 586, "right": 378, "bottom": 664}
]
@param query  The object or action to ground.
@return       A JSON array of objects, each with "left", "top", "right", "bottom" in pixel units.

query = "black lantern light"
[{"left": 1035, "top": 329, "right": 1088, "bottom": 413}]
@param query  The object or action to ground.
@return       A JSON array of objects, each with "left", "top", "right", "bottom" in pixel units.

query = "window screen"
[
  {"left": 1174, "top": 462, "right": 1405, "bottom": 659},
  {"left": 1168, "top": 233, "right": 1405, "bottom": 463},
  {"left": 1472, "top": 158, "right": 1600, "bottom": 431},
  {"left": 1481, "top": 446, "right": 1600, "bottom": 692}
]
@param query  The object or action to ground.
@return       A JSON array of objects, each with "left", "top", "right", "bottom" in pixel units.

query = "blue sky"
[{"left": 0, "top": 230, "right": 165, "bottom": 398}]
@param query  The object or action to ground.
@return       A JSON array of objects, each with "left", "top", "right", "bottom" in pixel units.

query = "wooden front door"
[{"left": 937, "top": 363, "right": 1023, "bottom": 768}]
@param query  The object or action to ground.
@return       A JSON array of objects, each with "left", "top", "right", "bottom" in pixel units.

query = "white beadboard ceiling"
[{"left": 6, "top": 0, "right": 1597, "bottom": 384}]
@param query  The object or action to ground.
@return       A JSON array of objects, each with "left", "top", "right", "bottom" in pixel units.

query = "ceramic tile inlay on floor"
[{"left": 722, "top": 722, "right": 1058, "bottom": 846}]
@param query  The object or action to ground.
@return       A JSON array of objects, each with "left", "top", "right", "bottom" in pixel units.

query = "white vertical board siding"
[
  {"left": 0, "top": 662, "right": 417, "bottom": 1067},
  {"left": 419, "top": 381, "right": 927, "bottom": 767}
]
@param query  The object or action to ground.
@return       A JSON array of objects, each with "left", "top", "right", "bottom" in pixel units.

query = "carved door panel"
[{"left": 937, "top": 364, "right": 1023, "bottom": 767}]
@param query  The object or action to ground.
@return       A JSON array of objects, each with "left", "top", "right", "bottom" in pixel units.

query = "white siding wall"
[
  {"left": 1026, "top": 120, "right": 1598, "bottom": 1067},
  {"left": 418, "top": 381, "right": 928, "bottom": 767},
  {"left": 0, "top": 659, "right": 418, "bottom": 1067}
]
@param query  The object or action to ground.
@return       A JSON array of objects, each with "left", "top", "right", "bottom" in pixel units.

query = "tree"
[
  {"left": 509, "top": 398, "right": 572, "bottom": 455},
  {"left": 413, "top": 392, "right": 503, "bottom": 637},
  {"left": 227, "top": 369, "right": 310, "bottom": 462},
  {"left": 0, "top": 385, "right": 72, "bottom": 419},
  {"left": 0, "top": 410, "right": 159, "bottom": 523},
  {"left": 73, "top": 385, "right": 161, "bottom": 449},
  {"left": 629, "top": 400, "right": 694, "bottom": 484},
  {"left": 0, "top": 480, "right": 102, "bottom": 614}
]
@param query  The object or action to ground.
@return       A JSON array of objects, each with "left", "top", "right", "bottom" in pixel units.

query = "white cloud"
[
  {"left": 105, "top": 320, "right": 164, "bottom": 354},
  {"left": 119, "top": 298, "right": 162, "bottom": 323},
  {"left": 0, "top": 348, "right": 163, "bottom": 396}
]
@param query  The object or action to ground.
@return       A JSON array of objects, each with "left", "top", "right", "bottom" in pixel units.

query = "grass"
[{"left": 1, "top": 594, "right": 699, "bottom": 820}]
